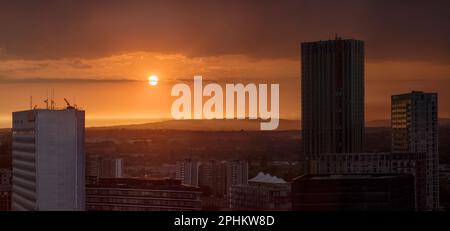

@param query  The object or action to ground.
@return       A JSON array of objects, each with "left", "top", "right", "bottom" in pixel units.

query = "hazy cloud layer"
[
  {"left": 0, "top": 77, "right": 142, "bottom": 84},
  {"left": 0, "top": 0, "right": 449, "bottom": 62}
]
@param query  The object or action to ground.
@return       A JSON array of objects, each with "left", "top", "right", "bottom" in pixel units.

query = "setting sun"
[{"left": 148, "top": 75, "right": 158, "bottom": 86}]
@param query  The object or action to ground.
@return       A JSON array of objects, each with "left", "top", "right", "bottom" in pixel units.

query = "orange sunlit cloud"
[
  {"left": 0, "top": 52, "right": 300, "bottom": 127},
  {"left": 1, "top": 51, "right": 450, "bottom": 128}
]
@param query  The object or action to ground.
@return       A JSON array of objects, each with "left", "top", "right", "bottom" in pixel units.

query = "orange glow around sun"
[{"left": 148, "top": 75, "right": 158, "bottom": 86}]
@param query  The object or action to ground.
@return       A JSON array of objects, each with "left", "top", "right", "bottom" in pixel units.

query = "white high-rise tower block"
[{"left": 11, "top": 108, "right": 85, "bottom": 211}]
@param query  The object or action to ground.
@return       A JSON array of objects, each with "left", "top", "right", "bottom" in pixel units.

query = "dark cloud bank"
[{"left": 0, "top": 0, "right": 449, "bottom": 63}]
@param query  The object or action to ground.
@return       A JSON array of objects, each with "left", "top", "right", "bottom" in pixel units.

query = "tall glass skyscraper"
[{"left": 301, "top": 37, "right": 365, "bottom": 158}]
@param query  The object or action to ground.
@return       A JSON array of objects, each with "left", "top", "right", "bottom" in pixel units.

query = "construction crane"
[{"left": 64, "top": 98, "right": 75, "bottom": 109}]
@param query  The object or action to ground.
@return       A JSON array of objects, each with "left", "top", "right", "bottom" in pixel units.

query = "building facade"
[
  {"left": 301, "top": 37, "right": 365, "bottom": 158},
  {"left": 226, "top": 160, "right": 248, "bottom": 195},
  {"left": 0, "top": 169, "right": 11, "bottom": 211},
  {"left": 229, "top": 172, "right": 291, "bottom": 211},
  {"left": 11, "top": 108, "right": 85, "bottom": 211},
  {"left": 292, "top": 174, "right": 415, "bottom": 211},
  {"left": 86, "top": 178, "right": 202, "bottom": 211},
  {"left": 199, "top": 160, "right": 227, "bottom": 197},
  {"left": 0, "top": 185, "right": 11, "bottom": 211},
  {"left": 392, "top": 91, "right": 439, "bottom": 210},
  {"left": 176, "top": 159, "right": 200, "bottom": 187},
  {"left": 87, "top": 156, "right": 123, "bottom": 179},
  {"left": 178, "top": 159, "right": 248, "bottom": 198},
  {"left": 309, "top": 152, "right": 427, "bottom": 210}
]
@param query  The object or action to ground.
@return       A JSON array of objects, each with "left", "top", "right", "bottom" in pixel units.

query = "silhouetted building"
[
  {"left": 292, "top": 174, "right": 415, "bottom": 211},
  {"left": 86, "top": 178, "right": 202, "bottom": 211},
  {"left": 227, "top": 160, "right": 248, "bottom": 195},
  {"left": 230, "top": 172, "right": 291, "bottom": 211},
  {"left": 301, "top": 37, "right": 365, "bottom": 158},
  {"left": 0, "top": 185, "right": 11, "bottom": 211},
  {"left": 87, "top": 156, "right": 123, "bottom": 179},
  {"left": 0, "top": 169, "right": 11, "bottom": 211},
  {"left": 0, "top": 168, "right": 11, "bottom": 185},
  {"left": 201, "top": 196, "right": 228, "bottom": 211},
  {"left": 199, "top": 160, "right": 227, "bottom": 197},
  {"left": 11, "top": 108, "right": 85, "bottom": 211},
  {"left": 177, "top": 159, "right": 248, "bottom": 198},
  {"left": 197, "top": 160, "right": 248, "bottom": 210},
  {"left": 176, "top": 159, "right": 200, "bottom": 187},
  {"left": 309, "top": 152, "right": 427, "bottom": 210},
  {"left": 101, "top": 158, "right": 123, "bottom": 178},
  {"left": 392, "top": 91, "right": 439, "bottom": 210}
]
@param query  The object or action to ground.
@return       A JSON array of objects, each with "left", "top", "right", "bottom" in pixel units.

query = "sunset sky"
[{"left": 1, "top": 0, "right": 449, "bottom": 128}]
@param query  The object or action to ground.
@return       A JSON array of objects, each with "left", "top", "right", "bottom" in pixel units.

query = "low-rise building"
[
  {"left": 308, "top": 152, "right": 427, "bottom": 210},
  {"left": 292, "top": 174, "right": 415, "bottom": 211},
  {"left": 229, "top": 172, "right": 291, "bottom": 211},
  {"left": 0, "top": 169, "right": 11, "bottom": 211},
  {"left": 86, "top": 178, "right": 202, "bottom": 211}
]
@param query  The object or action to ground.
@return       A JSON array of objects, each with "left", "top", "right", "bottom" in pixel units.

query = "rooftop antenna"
[
  {"left": 73, "top": 96, "right": 77, "bottom": 109},
  {"left": 44, "top": 91, "right": 49, "bottom": 109},
  {"left": 30, "top": 96, "right": 33, "bottom": 110},
  {"left": 64, "top": 98, "right": 75, "bottom": 109},
  {"left": 51, "top": 89, "right": 55, "bottom": 110}
]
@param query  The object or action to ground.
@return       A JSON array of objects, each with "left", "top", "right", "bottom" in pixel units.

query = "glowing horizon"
[{"left": 1, "top": 1, "right": 450, "bottom": 128}]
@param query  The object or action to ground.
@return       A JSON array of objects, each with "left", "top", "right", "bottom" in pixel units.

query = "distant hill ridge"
[
  {"left": 89, "top": 119, "right": 301, "bottom": 131},
  {"left": 87, "top": 118, "right": 450, "bottom": 131}
]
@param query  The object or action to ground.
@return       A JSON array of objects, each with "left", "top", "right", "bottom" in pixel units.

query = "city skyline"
[
  {"left": 1, "top": 0, "right": 450, "bottom": 217},
  {"left": 1, "top": 0, "right": 450, "bottom": 128}
]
